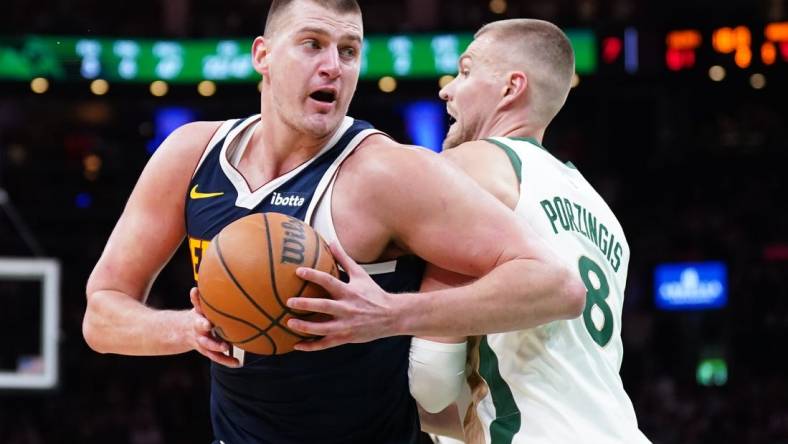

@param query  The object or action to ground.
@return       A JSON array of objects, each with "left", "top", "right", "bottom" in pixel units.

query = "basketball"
[{"left": 197, "top": 212, "right": 338, "bottom": 355}]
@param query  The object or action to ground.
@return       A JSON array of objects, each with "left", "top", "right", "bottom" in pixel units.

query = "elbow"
[
  {"left": 562, "top": 268, "right": 587, "bottom": 319},
  {"left": 82, "top": 294, "right": 108, "bottom": 354}
]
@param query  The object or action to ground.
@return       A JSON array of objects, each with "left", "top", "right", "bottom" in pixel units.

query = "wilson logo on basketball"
[
  {"left": 270, "top": 192, "right": 306, "bottom": 207},
  {"left": 281, "top": 218, "right": 307, "bottom": 265},
  {"left": 196, "top": 212, "right": 338, "bottom": 355}
]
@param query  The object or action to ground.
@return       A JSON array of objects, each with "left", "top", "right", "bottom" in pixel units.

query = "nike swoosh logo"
[{"left": 190, "top": 185, "right": 225, "bottom": 199}]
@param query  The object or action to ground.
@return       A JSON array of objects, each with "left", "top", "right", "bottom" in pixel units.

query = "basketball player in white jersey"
[
  {"left": 289, "top": 18, "right": 651, "bottom": 444},
  {"left": 83, "top": 2, "right": 585, "bottom": 440}
]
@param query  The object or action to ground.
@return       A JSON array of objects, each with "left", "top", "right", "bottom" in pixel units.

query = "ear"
[
  {"left": 500, "top": 71, "right": 527, "bottom": 108},
  {"left": 252, "top": 36, "right": 270, "bottom": 76}
]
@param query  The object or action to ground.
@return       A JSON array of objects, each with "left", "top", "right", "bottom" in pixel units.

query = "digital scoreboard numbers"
[
  {"left": 763, "top": 21, "right": 788, "bottom": 65},
  {"left": 0, "top": 31, "right": 598, "bottom": 83},
  {"left": 666, "top": 29, "right": 702, "bottom": 71},
  {"left": 361, "top": 34, "right": 474, "bottom": 78},
  {"left": 69, "top": 38, "right": 255, "bottom": 83},
  {"left": 665, "top": 21, "right": 788, "bottom": 72}
]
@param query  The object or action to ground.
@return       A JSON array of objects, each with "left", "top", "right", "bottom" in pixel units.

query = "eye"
[
  {"left": 339, "top": 46, "right": 357, "bottom": 58},
  {"left": 304, "top": 39, "right": 321, "bottom": 50}
]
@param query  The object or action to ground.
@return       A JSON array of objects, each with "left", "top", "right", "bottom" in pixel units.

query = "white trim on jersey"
[
  {"left": 338, "top": 261, "right": 397, "bottom": 275},
  {"left": 192, "top": 117, "right": 248, "bottom": 178},
  {"left": 219, "top": 116, "right": 355, "bottom": 210},
  {"left": 231, "top": 344, "right": 245, "bottom": 365},
  {"left": 304, "top": 127, "right": 380, "bottom": 223},
  {"left": 310, "top": 163, "right": 398, "bottom": 277},
  {"left": 303, "top": 127, "right": 400, "bottom": 276}
]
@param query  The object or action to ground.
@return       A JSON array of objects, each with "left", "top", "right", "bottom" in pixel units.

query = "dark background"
[{"left": 1, "top": 0, "right": 787, "bottom": 443}]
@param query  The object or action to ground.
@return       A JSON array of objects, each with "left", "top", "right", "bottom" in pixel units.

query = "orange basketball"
[{"left": 197, "top": 212, "right": 338, "bottom": 355}]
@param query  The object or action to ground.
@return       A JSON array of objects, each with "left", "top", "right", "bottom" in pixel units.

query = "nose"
[
  {"left": 439, "top": 78, "right": 454, "bottom": 101},
  {"left": 319, "top": 46, "right": 341, "bottom": 80}
]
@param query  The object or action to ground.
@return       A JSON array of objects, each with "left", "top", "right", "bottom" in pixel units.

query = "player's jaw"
[
  {"left": 441, "top": 82, "right": 501, "bottom": 149},
  {"left": 443, "top": 96, "right": 490, "bottom": 149},
  {"left": 442, "top": 107, "right": 466, "bottom": 150}
]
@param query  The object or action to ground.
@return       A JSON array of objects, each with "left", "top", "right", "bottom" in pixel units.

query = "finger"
[
  {"left": 193, "top": 314, "right": 213, "bottom": 333},
  {"left": 197, "top": 334, "right": 229, "bottom": 353},
  {"left": 190, "top": 287, "right": 204, "bottom": 315},
  {"left": 198, "top": 348, "right": 240, "bottom": 368},
  {"left": 293, "top": 336, "right": 345, "bottom": 352},
  {"left": 295, "top": 267, "right": 347, "bottom": 298},
  {"left": 328, "top": 242, "right": 365, "bottom": 278},
  {"left": 286, "top": 296, "right": 343, "bottom": 315},
  {"left": 286, "top": 317, "right": 343, "bottom": 337}
]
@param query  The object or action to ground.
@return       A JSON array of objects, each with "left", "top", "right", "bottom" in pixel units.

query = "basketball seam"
[
  {"left": 263, "top": 213, "right": 288, "bottom": 311},
  {"left": 263, "top": 213, "right": 317, "bottom": 341},
  {"left": 214, "top": 231, "right": 279, "bottom": 325},
  {"left": 292, "top": 227, "right": 320, "bottom": 300},
  {"left": 197, "top": 291, "right": 275, "bottom": 346}
]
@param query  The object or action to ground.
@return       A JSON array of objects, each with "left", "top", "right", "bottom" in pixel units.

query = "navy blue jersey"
[{"left": 185, "top": 115, "right": 425, "bottom": 444}]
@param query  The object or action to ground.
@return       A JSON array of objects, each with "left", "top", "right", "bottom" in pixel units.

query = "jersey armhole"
[
  {"left": 483, "top": 138, "right": 522, "bottom": 184},
  {"left": 191, "top": 119, "right": 240, "bottom": 179}
]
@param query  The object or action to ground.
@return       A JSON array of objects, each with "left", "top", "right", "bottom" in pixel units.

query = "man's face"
[
  {"left": 439, "top": 36, "right": 503, "bottom": 149},
  {"left": 258, "top": 1, "right": 363, "bottom": 138}
]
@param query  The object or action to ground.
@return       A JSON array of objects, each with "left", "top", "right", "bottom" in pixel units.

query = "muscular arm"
[
  {"left": 379, "top": 142, "right": 584, "bottom": 337},
  {"left": 83, "top": 121, "right": 232, "bottom": 360},
  {"left": 413, "top": 140, "right": 540, "bottom": 337},
  {"left": 297, "top": 138, "right": 585, "bottom": 339}
]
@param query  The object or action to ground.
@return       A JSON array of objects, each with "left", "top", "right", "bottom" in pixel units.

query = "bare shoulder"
[
  {"left": 140, "top": 120, "right": 225, "bottom": 187},
  {"left": 130, "top": 120, "right": 226, "bottom": 213},
  {"left": 339, "top": 135, "right": 469, "bottom": 204},
  {"left": 331, "top": 134, "right": 444, "bottom": 260},
  {"left": 441, "top": 140, "right": 520, "bottom": 209},
  {"left": 153, "top": 120, "right": 224, "bottom": 162},
  {"left": 126, "top": 120, "right": 225, "bottom": 208},
  {"left": 343, "top": 133, "right": 440, "bottom": 180}
]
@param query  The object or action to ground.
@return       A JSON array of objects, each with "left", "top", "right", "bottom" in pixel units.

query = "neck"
[
  {"left": 245, "top": 100, "right": 338, "bottom": 183},
  {"left": 481, "top": 112, "right": 545, "bottom": 143}
]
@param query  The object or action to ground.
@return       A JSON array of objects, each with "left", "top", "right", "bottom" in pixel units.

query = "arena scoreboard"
[
  {"left": 1, "top": 22, "right": 785, "bottom": 85},
  {"left": 0, "top": 31, "right": 596, "bottom": 83}
]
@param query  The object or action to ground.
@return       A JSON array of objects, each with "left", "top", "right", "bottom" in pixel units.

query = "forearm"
[
  {"left": 83, "top": 290, "right": 191, "bottom": 356},
  {"left": 397, "top": 258, "right": 585, "bottom": 337},
  {"left": 419, "top": 404, "right": 465, "bottom": 440}
]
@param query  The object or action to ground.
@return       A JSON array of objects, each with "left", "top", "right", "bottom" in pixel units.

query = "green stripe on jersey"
[
  {"left": 483, "top": 138, "right": 522, "bottom": 184},
  {"left": 480, "top": 336, "right": 521, "bottom": 444},
  {"left": 507, "top": 136, "right": 578, "bottom": 169}
]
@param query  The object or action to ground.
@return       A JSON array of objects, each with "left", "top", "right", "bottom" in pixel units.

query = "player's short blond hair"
[
  {"left": 264, "top": 0, "right": 362, "bottom": 37},
  {"left": 475, "top": 19, "right": 575, "bottom": 127}
]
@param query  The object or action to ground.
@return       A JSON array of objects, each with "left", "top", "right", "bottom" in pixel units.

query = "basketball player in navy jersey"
[{"left": 83, "top": 1, "right": 584, "bottom": 442}]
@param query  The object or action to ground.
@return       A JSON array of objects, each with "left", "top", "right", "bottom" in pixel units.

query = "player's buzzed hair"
[
  {"left": 476, "top": 19, "right": 575, "bottom": 127},
  {"left": 264, "top": 0, "right": 362, "bottom": 37}
]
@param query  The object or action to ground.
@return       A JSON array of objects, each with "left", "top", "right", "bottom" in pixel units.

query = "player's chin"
[
  {"left": 442, "top": 130, "right": 462, "bottom": 150},
  {"left": 303, "top": 115, "right": 341, "bottom": 138}
]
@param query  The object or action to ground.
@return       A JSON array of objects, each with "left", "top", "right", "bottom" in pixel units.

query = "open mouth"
[{"left": 310, "top": 89, "right": 337, "bottom": 103}]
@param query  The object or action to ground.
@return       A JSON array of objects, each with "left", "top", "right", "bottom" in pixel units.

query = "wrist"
[
  {"left": 390, "top": 292, "right": 418, "bottom": 337},
  {"left": 165, "top": 309, "right": 195, "bottom": 352}
]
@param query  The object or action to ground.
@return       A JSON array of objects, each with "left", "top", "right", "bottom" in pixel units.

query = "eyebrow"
[{"left": 295, "top": 26, "right": 362, "bottom": 44}]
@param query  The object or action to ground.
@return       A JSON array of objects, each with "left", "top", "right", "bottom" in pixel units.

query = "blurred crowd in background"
[{"left": 1, "top": 1, "right": 787, "bottom": 443}]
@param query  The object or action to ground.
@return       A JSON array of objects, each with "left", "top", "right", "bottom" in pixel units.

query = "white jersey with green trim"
[{"left": 465, "top": 137, "right": 650, "bottom": 444}]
